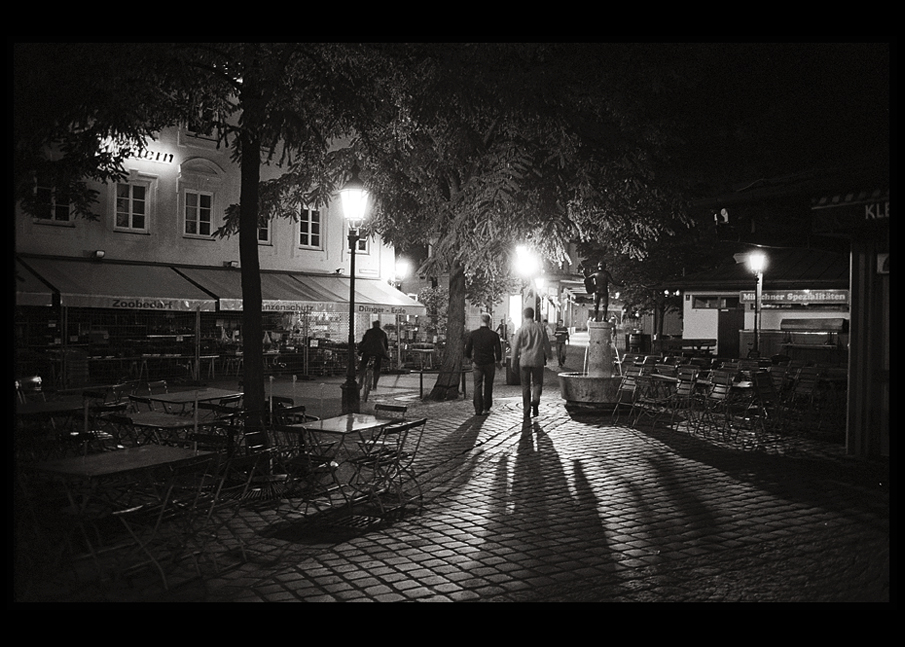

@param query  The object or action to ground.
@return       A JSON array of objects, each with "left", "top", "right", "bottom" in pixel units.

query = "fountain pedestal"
[{"left": 559, "top": 321, "right": 622, "bottom": 413}]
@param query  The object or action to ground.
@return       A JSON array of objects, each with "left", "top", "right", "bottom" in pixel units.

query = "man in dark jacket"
[
  {"left": 465, "top": 313, "right": 503, "bottom": 416},
  {"left": 358, "top": 320, "right": 390, "bottom": 389}
]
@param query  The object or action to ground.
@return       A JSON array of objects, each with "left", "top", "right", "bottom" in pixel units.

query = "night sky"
[{"left": 664, "top": 43, "right": 889, "bottom": 183}]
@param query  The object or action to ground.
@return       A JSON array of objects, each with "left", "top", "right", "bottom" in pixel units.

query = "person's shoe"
[{"left": 532, "top": 403, "right": 539, "bottom": 417}]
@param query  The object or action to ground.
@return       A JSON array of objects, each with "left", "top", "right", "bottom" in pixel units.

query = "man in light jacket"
[{"left": 511, "top": 306, "right": 553, "bottom": 419}]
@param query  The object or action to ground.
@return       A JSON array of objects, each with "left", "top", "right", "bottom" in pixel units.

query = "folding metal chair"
[
  {"left": 612, "top": 364, "right": 643, "bottom": 424},
  {"left": 652, "top": 365, "right": 700, "bottom": 430},
  {"left": 178, "top": 449, "right": 272, "bottom": 576},
  {"left": 347, "top": 418, "right": 427, "bottom": 521},
  {"left": 693, "top": 369, "right": 736, "bottom": 440}
]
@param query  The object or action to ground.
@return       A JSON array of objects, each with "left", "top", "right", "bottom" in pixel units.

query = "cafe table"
[
  {"left": 16, "top": 399, "right": 86, "bottom": 419},
  {"left": 126, "top": 410, "right": 203, "bottom": 446},
  {"left": 28, "top": 445, "right": 215, "bottom": 575},
  {"left": 147, "top": 387, "right": 243, "bottom": 408},
  {"left": 145, "top": 387, "right": 243, "bottom": 416},
  {"left": 284, "top": 413, "right": 400, "bottom": 511}
]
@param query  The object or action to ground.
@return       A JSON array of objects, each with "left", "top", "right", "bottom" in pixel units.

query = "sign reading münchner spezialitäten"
[{"left": 739, "top": 289, "right": 849, "bottom": 304}]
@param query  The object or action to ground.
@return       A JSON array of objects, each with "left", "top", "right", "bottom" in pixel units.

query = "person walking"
[
  {"left": 554, "top": 319, "right": 570, "bottom": 367},
  {"left": 358, "top": 320, "right": 390, "bottom": 390},
  {"left": 511, "top": 306, "right": 553, "bottom": 419},
  {"left": 465, "top": 313, "right": 503, "bottom": 415}
]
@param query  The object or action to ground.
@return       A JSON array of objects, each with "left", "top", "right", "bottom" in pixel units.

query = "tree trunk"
[
  {"left": 427, "top": 261, "right": 466, "bottom": 401},
  {"left": 239, "top": 127, "right": 265, "bottom": 432}
]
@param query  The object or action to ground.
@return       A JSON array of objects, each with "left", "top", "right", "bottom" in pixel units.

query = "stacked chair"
[{"left": 652, "top": 365, "right": 701, "bottom": 430}]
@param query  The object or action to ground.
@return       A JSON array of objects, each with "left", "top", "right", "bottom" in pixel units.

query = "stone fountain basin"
[{"left": 558, "top": 372, "right": 622, "bottom": 411}]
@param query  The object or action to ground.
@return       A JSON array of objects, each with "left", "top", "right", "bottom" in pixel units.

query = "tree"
[
  {"left": 164, "top": 43, "right": 387, "bottom": 427},
  {"left": 14, "top": 43, "right": 193, "bottom": 220},
  {"left": 15, "top": 42, "right": 380, "bottom": 427},
  {"left": 348, "top": 44, "right": 691, "bottom": 399}
]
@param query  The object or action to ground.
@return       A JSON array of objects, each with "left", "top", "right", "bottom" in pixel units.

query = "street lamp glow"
[
  {"left": 747, "top": 251, "right": 767, "bottom": 357},
  {"left": 395, "top": 258, "right": 411, "bottom": 282},
  {"left": 339, "top": 164, "right": 369, "bottom": 414},
  {"left": 340, "top": 164, "right": 368, "bottom": 229},
  {"left": 747, "top": 251, "right": 767, "bottom": 274},
  {"left": 514, "top": 245, "right": 540, "bottom": 277}
]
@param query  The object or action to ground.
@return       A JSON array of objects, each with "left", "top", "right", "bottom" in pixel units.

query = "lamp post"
[
  {"left": 340, "top": 164, "right": 368, "bottom": 414},
  {"left": 747, "top": 251, "right": 766, "bottom": 357}
]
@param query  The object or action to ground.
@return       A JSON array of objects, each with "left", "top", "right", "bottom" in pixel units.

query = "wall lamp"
[
  {"left": 224, "top": 260, "right": 239, "bottom": 268},
  {"left": 91, "top": 250, "right": 105, "bottom": 260}
]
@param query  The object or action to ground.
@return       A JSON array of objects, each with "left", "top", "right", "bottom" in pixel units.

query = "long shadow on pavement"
[{"left": 465, "top": 419, "right": 624, "bottom": 602}]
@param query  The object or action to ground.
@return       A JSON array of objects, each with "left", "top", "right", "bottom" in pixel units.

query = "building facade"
[{"left": 15, "top": 125, "right": 424, "bottom": 386}]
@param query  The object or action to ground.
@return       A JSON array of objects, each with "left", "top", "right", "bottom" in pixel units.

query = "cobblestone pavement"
[{"left": 15, "top": 340, "right": 890, "bottom": 604}]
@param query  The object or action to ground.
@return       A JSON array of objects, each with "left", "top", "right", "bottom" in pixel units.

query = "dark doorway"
[{"left": 717, "top": 307, "right": 745, "bottom": 358}]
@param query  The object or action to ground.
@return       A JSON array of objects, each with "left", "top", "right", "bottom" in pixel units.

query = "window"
[
  {"left": 186, "top": 107, "right": 217, "bottom": 140},
  {"left": 692, "top": 295, "right": 740, "bottom": 310},
  {"left": 184, "top": 189, "right": 213, "bottom": 237},
  {"left": 178, "top": 158, "right": 223, "bottom": 239},
  {"left": 298, "top": 208, "right": 322, "bottom": 249},
  {"left": 350, "top": 227, "right": 370, "bottom": 254},
  {"left": 115, "top": 181, "right": 149, "bottom": 231},
  {"left": 258, "top": 218, "right": 271, "bottom": 244},
  {"left": 33, "top": 175, "right": 71, "bottom": 223}
]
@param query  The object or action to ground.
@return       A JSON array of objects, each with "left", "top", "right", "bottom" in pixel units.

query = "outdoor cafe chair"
[
  {"left": 652, "top": 365, "right": 700, "bottom": 430},
  {"left": 267, "top": 397, "right": 319, "bottom": 426},
  {"left": 693, "top": 368, "right": 737, "bottom": 441},
  {"left": 17, "top": 376, "right": 46, "bottom": 404},
  {"left": 110, "top": 452, "right": 218, "bottom": 590},
  {"left": 14, "top": 467, "right": 87, "bottom": 597},
  {"left": 717, "top": 369, "right": 787, "bottom": 449},
  {"left": 347, "top": 418, "right": 427, "bottom": 521},
  {"left": 265, "top": 423, "right": 346, "bottom": 516},
  {"left": 767, "top": 365, "right": 791, "bottom": 401},
  {"left": 617, "top": 353, "right": 643, "bottom": 374},
  {"left": 784, "top": 365, "right": 824, "bottom": 431},
  {"left": 374, "top": 403, "right": 408, "bottom": 420},
  {"left": 612, "top": 364, "right": 643, "bottom": 424},
  {"left": 176, "top": 449, "right": 273, "bottom": 577},
  {"left": 630, "top": 366, "right": 671, "bottom": 429}
]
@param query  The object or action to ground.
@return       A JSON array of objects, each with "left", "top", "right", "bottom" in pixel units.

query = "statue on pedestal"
[{"left": 583, "top": 261, "right": 618, "bottom": 322}]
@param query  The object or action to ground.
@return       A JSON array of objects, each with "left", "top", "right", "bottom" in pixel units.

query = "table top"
[
  {"left": 147, "top": 388, "right": 243, "bottom": 405},
  {"left": 16, "top": 399, "right": 85, "bottom": 417},
  {"left": 127, "top": 411, "right": 199, "bottom": 429},
  {"left": 33, "top": 445, "right": 213, "bottom": 479},
  {"left": 301, "top": 413, "right": 396, "bottom": 435}
]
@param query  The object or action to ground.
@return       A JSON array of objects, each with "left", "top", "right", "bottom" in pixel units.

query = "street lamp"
[
  {"left": 340, "top": 164, "right": 368, "bottom": 414},
  {"left": 747, "top": 251, "right": 767, "bottom": 357},
  {"left": 515, "top": 245, "right": 541, "bottom": 314}
]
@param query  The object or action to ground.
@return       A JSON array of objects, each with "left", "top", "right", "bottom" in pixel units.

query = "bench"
[{"left": 654, "top": 338, "right": 717, "bottom": 356}]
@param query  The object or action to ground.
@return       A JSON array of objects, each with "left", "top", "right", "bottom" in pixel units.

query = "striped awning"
[
  {"left": 175, "top": 267, "right": 426, "bottom": 315},
  {"left": 15, "top": 258, "right": 54, "bottom": 307},
  {"left": 18, "top": 257, "right": 217, "bottom": 311}
]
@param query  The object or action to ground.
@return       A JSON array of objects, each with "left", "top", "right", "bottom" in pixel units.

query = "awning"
[
  {"left": 15, "top": 259, "right": 53, "bottom": 307},
  {"left": 19, "top": 257, "right": 217, "bottom": 311},
  {"left": 304, "top": 275, "right": 426, "bottom": 316},
  {"left": 176, "top": 267, "right": 426, "bottom": 315},
  {"left": 175, "top": 267, "right": 340, "bottom": 313}
]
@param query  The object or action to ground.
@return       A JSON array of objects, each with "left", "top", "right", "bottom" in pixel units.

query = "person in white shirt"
[{"left": 512, "top": 307, "right": 553, "bottom": 419}]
